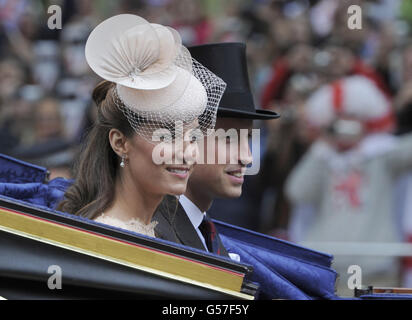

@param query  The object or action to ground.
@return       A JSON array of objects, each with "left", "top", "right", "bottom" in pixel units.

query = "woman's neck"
[{"left": 105, "top": 173, "right": 162, "bottom": 225}]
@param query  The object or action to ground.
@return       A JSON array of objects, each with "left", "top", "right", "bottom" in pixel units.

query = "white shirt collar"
[
  {"left": 178, "top": 195, "right": 241, "bottom": 263},
  {"left": 179, "top": 195, "right": 205, "bottom": 229}
]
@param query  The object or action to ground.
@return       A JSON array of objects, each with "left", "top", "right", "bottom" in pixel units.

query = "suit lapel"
[
  {"left": 153, "top": 195, "right": 181, "bottom": 243},
  {"left": 153, "top": 207, "right": 180, "bottom": 243},
  {"left": 154, "top": 195, "right": 229, "bottom": 257},
  {"left": 173, "top": 202, "right": 206, "bottom": 251},
  {"left": 154, "top": 195, "right": 205, "bottom": 251}
]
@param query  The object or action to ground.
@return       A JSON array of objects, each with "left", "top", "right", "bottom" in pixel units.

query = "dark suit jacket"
[{"left": 154, "top": 195, "right": 229, "bottom": 257}]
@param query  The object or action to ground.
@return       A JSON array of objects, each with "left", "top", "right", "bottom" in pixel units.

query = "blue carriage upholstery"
[{"left": 2, "top": 153, "right": 409, "bottom": 300}]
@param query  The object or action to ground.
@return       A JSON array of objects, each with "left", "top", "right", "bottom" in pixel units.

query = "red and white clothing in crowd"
[{"left": 286, "top": 76, "right": 412, "bottom": 287}]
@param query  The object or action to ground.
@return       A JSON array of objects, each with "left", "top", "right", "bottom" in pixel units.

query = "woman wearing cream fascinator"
[{"left": 57, "top": 14, "right": 226, "bottom": 237}]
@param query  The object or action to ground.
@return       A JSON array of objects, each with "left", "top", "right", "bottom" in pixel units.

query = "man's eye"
[{"left": 159, "top": 135, "right": 172, "bottom": 143}]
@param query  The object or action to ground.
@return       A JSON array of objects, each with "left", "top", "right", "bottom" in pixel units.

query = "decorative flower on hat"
[{"left": 85, "top": 14, "right": 192, "bottom": 91}]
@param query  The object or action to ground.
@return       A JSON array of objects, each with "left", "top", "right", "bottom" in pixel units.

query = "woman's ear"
[{"left": 108, "top": 128, "right": 129, "bottom": 157}]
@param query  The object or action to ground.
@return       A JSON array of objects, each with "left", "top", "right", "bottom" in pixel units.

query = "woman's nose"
[
  {"left": 182, "top": 140, "right": 199, "bottom": 166},
  {"left": 173, "top": 140, "right": 199, "bottom": 165}
]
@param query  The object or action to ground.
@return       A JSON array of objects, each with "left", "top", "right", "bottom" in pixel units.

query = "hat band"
[
  {"left": 219, "top": 91, "right": 255, "bottom": 113},
  {"left": 364, "top": 112, "right": 395, "bottom": 133}
]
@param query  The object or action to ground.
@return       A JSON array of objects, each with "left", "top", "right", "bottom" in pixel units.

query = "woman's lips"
[{"left": 166, "top": 166, "right": 191, "bottom": 179}]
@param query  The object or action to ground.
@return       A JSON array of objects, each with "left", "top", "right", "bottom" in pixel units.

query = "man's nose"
[{"left": 238, "top": 138, "right": 253, "bottom": 166}]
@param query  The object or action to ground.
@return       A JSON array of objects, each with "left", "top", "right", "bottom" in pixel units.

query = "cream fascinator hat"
[{"left": 85, "top": 14, "right": 226, "bottom": 142}]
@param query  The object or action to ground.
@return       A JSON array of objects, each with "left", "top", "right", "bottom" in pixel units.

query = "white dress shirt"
[
  {"left": 179, "top": 195, "right": 208, "bottom": 251},
  {"left": 178, "top": 195, "right": 240, "bottom": 262}
]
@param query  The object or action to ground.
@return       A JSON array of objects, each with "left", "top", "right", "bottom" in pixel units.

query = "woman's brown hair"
[{"left": 56, "top": 81, "right": 134, "bottom": 219}]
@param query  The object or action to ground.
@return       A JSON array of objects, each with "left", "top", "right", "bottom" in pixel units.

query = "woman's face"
[{"left": 122, "top": 123, "right": 200, "bottom": 197}]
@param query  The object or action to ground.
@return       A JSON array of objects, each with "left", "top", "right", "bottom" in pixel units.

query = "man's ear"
[{"left": 108, "top": 128, "right": 129, "bottom": 157}]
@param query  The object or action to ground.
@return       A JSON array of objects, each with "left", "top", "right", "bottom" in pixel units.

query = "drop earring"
[{"left": 120, "top": 155, "right": 126, "bottom": 168}]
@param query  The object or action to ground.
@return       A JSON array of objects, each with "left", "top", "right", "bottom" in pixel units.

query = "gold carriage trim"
[{"left": 0, "top": 206, "right": 253, "bottom": 300}]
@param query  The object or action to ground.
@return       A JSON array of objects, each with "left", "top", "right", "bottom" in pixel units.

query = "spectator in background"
[
  {"left": 10, "top": 96, "right": 75, "bottom": 180},
  {"left": 260, "top": 42, "right": 315, "bottom": 109},
  {"left": 394, "top": 85, "right": 412, "bottom": 288},
  {"left": 396, "top": 41, "right": 412, "bottom": 90},
  {"left": 56, "top": 10, "right": 96, "bottom": 142},
  {"left": 0, "top": 57, "right": 25, "bottom": 101},
  {"left": 169, "top": 0, "right": 212, "bottom": 45},
  {"left": 33, "top": 97, "right": 65, "bottom": 142},
  {"left": 261, "top": 39, "right": 392, "bottom": 111},
  {"left": 0, "top": 83, "right": 41, "bottom": 153},
  {"left": 258, "top": 72, "right": 317, "bottom": 237},
  {"left": 286, "top": 75, "right": 412, "bottom": 296},
  {"left": 393, "top": 42, "right": 412, "bottom": 287},
  {"left": 256, "top": 22, "right": 318, "bottom": 235},
  {"left": 0, "top": 0, "right": 43, "bottom": 66},
  {"left": 260, "top": 7, "right": 315, "bottom": 110}
]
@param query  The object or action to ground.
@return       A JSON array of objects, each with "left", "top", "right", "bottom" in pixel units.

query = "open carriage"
[{"left": 0, "top": 153, "right": 408, "bottom": 300}]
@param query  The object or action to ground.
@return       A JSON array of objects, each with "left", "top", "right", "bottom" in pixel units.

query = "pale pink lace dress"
[{"left": 94, "top": 213, "right": 158, "bottom": 237}]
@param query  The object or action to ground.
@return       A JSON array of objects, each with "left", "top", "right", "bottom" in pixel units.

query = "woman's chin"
[{"left": 164, "top": 183, "right": 187, "bottom": 196}]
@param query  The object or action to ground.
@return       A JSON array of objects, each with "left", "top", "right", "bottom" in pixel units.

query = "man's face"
[{"left": 187, "top": 117, "right": 253, "bottom": 200}]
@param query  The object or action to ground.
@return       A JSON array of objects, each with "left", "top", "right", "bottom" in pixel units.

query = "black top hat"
[{"left": 188, "top": 42, "right": 279, "bottom": 120}]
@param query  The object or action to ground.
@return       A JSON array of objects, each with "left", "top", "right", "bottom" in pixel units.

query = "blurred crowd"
[{"left": 2, "top": 0, "right": 412, "bottom": 294}]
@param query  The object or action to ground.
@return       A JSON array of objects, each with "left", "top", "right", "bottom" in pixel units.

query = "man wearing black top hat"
[{"left": 154, "top": 43, "right": 279, "bottom": 258}]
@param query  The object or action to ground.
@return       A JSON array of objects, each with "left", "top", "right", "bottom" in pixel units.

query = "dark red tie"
[{"left": 199, "top": 216, "right": 221, "bottom": 255}]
